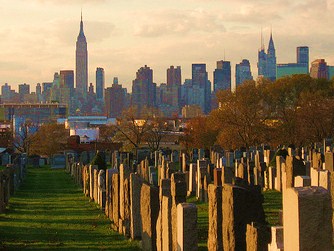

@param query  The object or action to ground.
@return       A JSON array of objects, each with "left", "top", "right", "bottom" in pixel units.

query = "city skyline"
[{"left": 0, "top": 0, "right": 333, "bottom": 91}]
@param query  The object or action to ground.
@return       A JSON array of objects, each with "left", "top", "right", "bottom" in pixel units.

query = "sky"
[{"left": 0, "top": 0, "right": 334, "bottom": 92}]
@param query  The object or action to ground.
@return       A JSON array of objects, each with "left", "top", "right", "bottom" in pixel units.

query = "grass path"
[{"left": 0, "top": 167, "right": 141, "bottom": 251}]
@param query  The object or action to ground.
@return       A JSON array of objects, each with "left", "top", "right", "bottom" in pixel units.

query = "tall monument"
[{"left": 76, "top": 12, "right": 88, "bottom": 97}]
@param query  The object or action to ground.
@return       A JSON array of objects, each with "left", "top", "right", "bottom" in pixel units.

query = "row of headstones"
[
  {"left": 259, "top": 150, "right": 334, "bottom": 192},
  {"left": 280, "top": 155, "right": 333, "bottom": 251},
  {"left": 204, "top": 155, "right": 334, "bottom": 250},
  {"left": 207, "top": 180, "right": 269, "bottom": 250},
  {"left": 234, "top": 149, "right": 334, "bottom": 250},
  {"left": 68, "top": 162, "right": 198, "bottom": 251},
  {"left": 0, "top": 155, "right": 27, "bottom": 213}
]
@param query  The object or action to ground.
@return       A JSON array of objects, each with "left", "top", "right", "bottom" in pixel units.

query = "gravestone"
[
  {"left": 93, "top": 169, "right": 99, "bottom": 202},
  {"left": 222, "top": 182, "right": 267, "bottom": 251},
  {"left": 130, "top": 173, "right": 143, "bottom": 240},
  {"left": 98, "top": 169, "right": 106, "bottom": 210},
  {"left": 196, "top": 160, "right": 207, "bottom": 201},
  {"left": 177, "top": 203, "right": 198, "bottom": 251},
  {"left": 105, "top": 168, "right": 118, "bottom": 218},
  {"left": 156, "top": 179, "right": 172, "bottom": 251},
  {"left": 89, "top": 165, "right": 98, "bottom": 200},
  {"left": 119, "top": 164, "right": 131, "bottom": 235},
  {"left": 268, "top": 226, "right": 283, "bottom": 251},
  {"left": 275, "top": 156, "right": 284, "bottom": 192},
  {"left": 171, "top": 173, "right": 187, "bottom": 251},
  {"left": 246, "top": 222, "right": 269, "bottom": 251},
  {"left": 112, "top": 172, "right": 119, "bottom": 230},
  {"left": 310, "top": 167, "right": 319, "bottom": 186},
  {"left": 207, "top": 184, "right": 222, "bottom": 251},
  {"left": 325, "top": 152, "right": 334, "bottom": 172},
  {"left": 188, "top": 163, "right": 197, "bottom": 196},
  {"left": 51, "top": 154, "right": 66, "bottom": 169},
  {"left": 294, "top": 176, "right": 311, "bottom": 187},
  {"left": 283, "top": 187, "right": 332, "bottom": 251},
  {"left": 140, "top": 183, "right": 159, "bottom": 251},
  {"left": 319, "top": 170, "right": 330, "bottom": 190},
  {"left": 182, "top": 153, "right": 187, "bottom": 173},
  {"left": 213, "top": 168, "right": 222, "bottom": 186}
]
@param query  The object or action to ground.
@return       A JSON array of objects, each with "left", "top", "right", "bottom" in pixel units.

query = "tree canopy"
[
  {"left": 29, "top": 123, "right": 69, "bottom": 157},
  {"left": 185, "top": 74, "right": 334, "bottom": 150}
]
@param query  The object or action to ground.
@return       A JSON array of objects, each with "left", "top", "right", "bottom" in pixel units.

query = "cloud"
[
  {"left": 35, "top": 0, "right": 108, "bottom": 4},
  {"left": 133, "top": 9, "right": 225, "bottom": 37}
]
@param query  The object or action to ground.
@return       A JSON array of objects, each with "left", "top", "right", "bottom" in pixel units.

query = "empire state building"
[{"left": 76, "top": 13, "right": 88, "bottom": 96}]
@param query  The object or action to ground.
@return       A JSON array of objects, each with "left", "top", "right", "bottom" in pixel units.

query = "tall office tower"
[
  {"left": 19, "top": 83, "right": 30, "bottom": 96},
  {"left": 53, "top": 72, "right": 60, "bottom": 88},
  {"left": 36, "top": 83, "right": 42, "bottom": 102},
  {"left": 258, "top": 49, "right": 267, "bottom": 77},
  {"left": 167, "top": 66, "right": 181, "bottom": 86},
  {"left": 266, "top": 32, "right": 277, "bottom": 81},
  {"left": 131, "top": 65, "right": 156, "bottom": 113},
  {"left": 60, "top": 70, "right": 74, "bottom": 93},
  {"left": 96, "top": 67, "right": 105, "bottom": 101},
  {"left": 310, "top": 59, "right": 328, "bottom": 79},
  {"left": 192, "top": 64, "right": 211, "bottom": 114},
  {"left": 88, "top": 83, "right": 94, "bottom": 94},
  {"left": 36, "top": 83, "right": 41, "bottom": 96},
  {"left": 42, "top": 82, "right": 52, "bottom": 102},
  {"left": 166, "top": 66, "right": 181, "bottom": 112},
  {"left": 236, "top": 59, "right": 253, "bottom": 86},
  {"left": 18, "top": 83, "right": 30, "bottom": 102},
  {"left": 258, "top": 31, "right": 276, "bottom": 81},
  {"left": 297, "top": 46, "right": 309, "bottom": 72},
  {"left": 1, "top": 83, "right": 11, "bottom": 101},
  {"left": 105, "top": 83, "right": 127, "bottom": 118},
  {"left": 76, "top": 12, "right": 88, "bottom": 97},
  {"left": 213, "top": 60, "right": 231, "bottom": 92}
]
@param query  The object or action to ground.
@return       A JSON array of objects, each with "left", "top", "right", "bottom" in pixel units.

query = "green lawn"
[
  {"left": 187, "top": 196, "right": 208, "bottom": 251},
  {"left": 263, "top": 190, "right": 282, "bottom": 226},
  {"left": 0, "top": 167, "right": 141, "bottom": 251}
]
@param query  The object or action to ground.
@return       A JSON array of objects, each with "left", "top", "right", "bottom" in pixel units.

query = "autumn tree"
[
  {"left": 114, "top": 106, "right": 168, "bottom": 154},
  {"left": 212, "top": 81, "right": 271, "bottom": 149},
  {"left": 29, "top": 123, "right": 69, "bottom": 157},
  {"left": 296, "top": 92, "right": 334, "bottom": 145},
  {"left": 144, "top": 116, "right": 169, "bottom": 152},
  {"left": 99, "top": 125, "right": 117, "bottom": 143},
  {"left": 180, "top": 116, "right": 218, "bottom": 152},
  {"left": 12, "top": 120, "right": 38, "bottom": 155}
]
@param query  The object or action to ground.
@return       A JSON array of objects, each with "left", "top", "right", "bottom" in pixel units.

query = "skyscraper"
[
  {"left": 257, "top": 31, "right": 276, "bottom": 81},
  {"left": 297, "top": 46, "right": 309, "bottom": 73},
  {"left": 192, "top": 64, "right": 211, "bottom": 114},
  {"left": 105, "top": 83, "right": 127, "bottom": 118},
  {"left": 236, "top": 59, "right": 253, "bottom": 86},
  {"left": 166, "top": 66, "right": 181, "bottom": 113},
  {"left": 1, "top": 83, "right": 11, "bottom": 99},
  {"left": 167, "top": 66, "right": 181, "bottom": 87},
  {"left": 131, "top": 65, "right": 156, "bottom": 112},
  {"left": 60, "top": 70, "right": 74, "bottom": 92},
  {"left": 310, "top": 59, "right": 328, "bottom": 79},
  {"left": 96, "top": 67, "right": 105, "bottom": 101},
  {"left": 76, "top": 12, "right": 88, "bottom": 97},
  {"left": 266, "top": 32, "right": 277, "bottom": 81},
  {"left": 213, "top": 60, "right": 231, "bottom": 92},
  {"left": 18, "top": 83, "right": 30, "bottom": 102}
]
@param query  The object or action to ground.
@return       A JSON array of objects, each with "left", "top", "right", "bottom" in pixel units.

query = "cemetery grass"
[
  {"left": 263, "top": 190, "right": 282, "bottom": 226},
  {"left": 0, "top": 166, "right": 141, "bottom": 251},
  {"left": 187, "top": 196, "right": 208, "bottom": 251}
]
